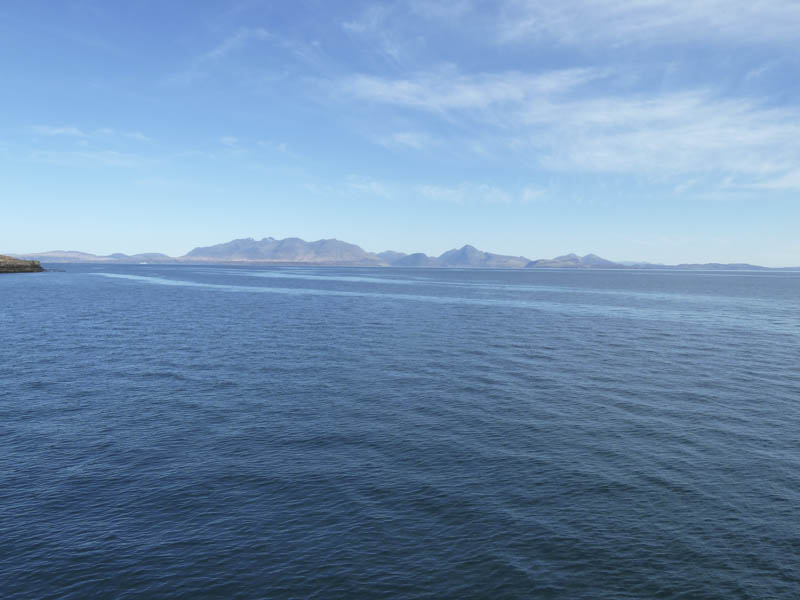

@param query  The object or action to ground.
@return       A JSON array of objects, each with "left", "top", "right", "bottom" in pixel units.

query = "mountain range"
[{"left": 10, "top": 236, "right": 797, "bottom": 270}]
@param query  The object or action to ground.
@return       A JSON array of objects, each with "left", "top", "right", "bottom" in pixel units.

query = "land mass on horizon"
[
  {"left": 8, "top": 237, "right": 797, "bottom": 271},
  {"left": 0, "top": 254, "right": 44, "bottom": 273}
]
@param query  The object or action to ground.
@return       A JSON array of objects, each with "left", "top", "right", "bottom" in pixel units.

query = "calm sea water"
[{"left": 2, "top": 264, "right": 799, "bottom": 599}]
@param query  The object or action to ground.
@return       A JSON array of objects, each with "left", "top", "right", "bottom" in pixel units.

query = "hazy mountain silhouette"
[
  {"left": 11, "top": 237, "right": 794, "bottom": 270},
  {"left": 526, "top": 253, "right": 621, "bottom": 268},
  {"left": 393, "top": 253, "right": 440, "bottom": 267},
  {"left": 184, "top": 237, "right": 383, "bottom": 265},
  {"left": 437, "top": 245, "right": 530, "bottom": 268}
]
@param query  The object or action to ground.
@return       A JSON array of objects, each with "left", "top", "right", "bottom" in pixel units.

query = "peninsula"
[{"left": 0, "top": 254, "right": 44, "bottom": 273}]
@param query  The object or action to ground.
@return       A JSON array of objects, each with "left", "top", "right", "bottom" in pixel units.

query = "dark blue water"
[{"left": 2, "top": 265, "right": 799, "bottom": 599}]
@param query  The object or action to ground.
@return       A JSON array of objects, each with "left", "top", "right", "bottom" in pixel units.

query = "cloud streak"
[
  {"left": 32, "top": 125, "right": 87, "bottom": 137},
  {"left": 343, "top": 67, "right": 603, "bottom": 113},
  {"left": 339, "top": 67, "right": 800, "bottom": 186},
  {"left": 416, "top": 182, "right": 521, "bottom": 205},
  {"left": 413, "top": 0, "right": 800, "bottom": 46},
  {"left": 33, "top": 125, "right": 150, "bottom": 142},
  {"left": 30, "top": 150, "right": 147, "bottom": 168},
  {"left": 168, "top": 27, "right": 272, "bottom": 84}
]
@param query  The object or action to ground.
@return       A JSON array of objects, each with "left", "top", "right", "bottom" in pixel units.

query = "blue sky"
[{"left": 2, "top": 1, "right": 799, "bottom": 265}]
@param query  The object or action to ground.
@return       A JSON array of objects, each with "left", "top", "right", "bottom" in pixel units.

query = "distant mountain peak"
[
  {"left": 11, "top": 237, "right": 793, "bottom": 270},
  {"left": 184, "top": 235, "right": 383, "bottom": 265},
  {"left": 437, "top": 244, "right": 529, "bottom": 268},
  {"left": 527, "top": 252, "right": 619, "bottom": 269}
]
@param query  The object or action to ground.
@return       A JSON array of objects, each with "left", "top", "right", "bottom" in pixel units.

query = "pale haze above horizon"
[{"left": 2, "top": 1, "right": 800, "bottom": 266}]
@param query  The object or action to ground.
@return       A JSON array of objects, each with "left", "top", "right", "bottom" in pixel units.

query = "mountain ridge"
[{"left": 9, "top": 236, "right": 798, "bottom": 270}]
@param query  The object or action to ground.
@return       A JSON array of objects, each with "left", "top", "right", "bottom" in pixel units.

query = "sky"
[{"left": 2, "top": 0, "right": 799, "bottom": 265}]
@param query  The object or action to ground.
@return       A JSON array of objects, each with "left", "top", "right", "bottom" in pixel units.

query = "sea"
[{"left": 2, "top": 264, "right": 799, "bottom": 599}]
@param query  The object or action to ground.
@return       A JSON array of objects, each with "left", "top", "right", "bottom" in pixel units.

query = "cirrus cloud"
[{"left": 338, "top": 67, "right": 800, "bottom": 187}]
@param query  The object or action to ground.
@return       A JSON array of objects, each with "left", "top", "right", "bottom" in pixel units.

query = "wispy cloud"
[
  {"left": 377, "top": 131, "right": 436, "bottom": 150},
  {"left": 122, "top": 131, "right": 151, "bottom": 142},
  {"left": 415, "top": 0, "right": 800, "bottom": 46},
  {"left": 168, "top": 27, "right": 271, "bottom": 84},
  {"left": 346, "top": 175, "right": 392, "bottom": 198},
  {"left": 342, "top": 67, "right": 603, "bottom": 113},
  {"left": 342, "top": 5, "right": 389, "bottom": 35},
  {"left": 528, "top": 92, "right": 800, "bottom": 177},
  {"left": 304, "top": 176, "right": 529, "bottom": 205},
  {"left": 406, "top": 0, "right": 473, "bottom": 20},
  {"left": 30, "top": 150, "right": 147, "bottom": 168},
  {"left": 258, "top": 140, "right": 298, "bottom": 158},
  {"left": 748, "top": 170, "right": 800, "bottom": 191},
  {"left": 29, "top": 127, "right": 153, "bottom": 168},
  {"left": 521, "top": 186, "right": 546, "bottom": 204},
  {"left": 416, "top": 183, "right": 515, "bottom": 204},
  {"left": 342, "top": 4, "right": 422, "bottom": 65},
  {"left": 33, "top": 125, "right": 88, "bottom": 137},
  {"left": 32, "top": 125, "right": 151, "bottom": 142},
  {"left": 206, "top": 28, "right": 270, "bottom": 61},
  {"left": 338, "top": 67, "right": 800, "bottom": 184}
]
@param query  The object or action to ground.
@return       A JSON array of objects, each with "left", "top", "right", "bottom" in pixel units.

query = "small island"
[{"left": 0, "top": 254, "right": 44, "bottom": 273}]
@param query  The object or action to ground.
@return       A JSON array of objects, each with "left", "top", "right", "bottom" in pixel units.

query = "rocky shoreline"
[{"left": 0, "top": 255, "right": 44, "bottom": 273}]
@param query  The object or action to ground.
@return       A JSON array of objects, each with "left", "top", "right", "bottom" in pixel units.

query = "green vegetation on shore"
[{"left": 0, "top": 255, "right": 44, "bottom": 273}]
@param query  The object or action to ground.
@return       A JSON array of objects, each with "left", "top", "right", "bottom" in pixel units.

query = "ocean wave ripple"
[{"left": 2, "top": 265, "right": 799, "bottom": 599}]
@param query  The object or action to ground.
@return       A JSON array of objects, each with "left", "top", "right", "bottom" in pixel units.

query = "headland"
[{"left": 0, "top": 254, "right": 44, "bottom": 273}]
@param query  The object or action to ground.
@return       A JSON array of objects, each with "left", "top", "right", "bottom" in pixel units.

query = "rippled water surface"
[{"left": 2, "top": 265, "right": 799, "bottom": 599}]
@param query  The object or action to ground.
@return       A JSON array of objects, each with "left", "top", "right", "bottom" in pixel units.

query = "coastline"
[{"left": 0, "top": 255, "right": 44, "bottom": 273}]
